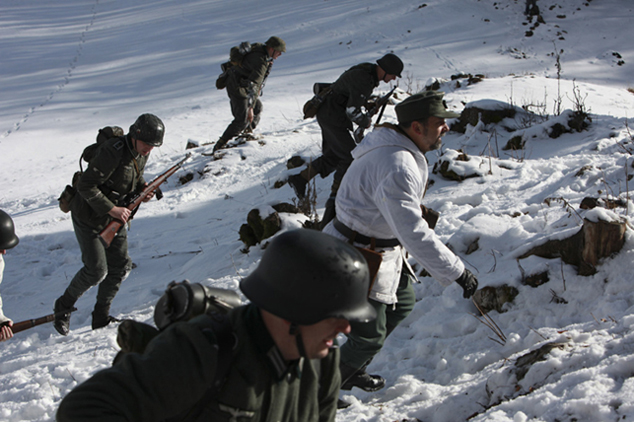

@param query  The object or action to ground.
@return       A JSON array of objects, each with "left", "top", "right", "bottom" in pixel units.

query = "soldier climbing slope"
[
  {"left": 214, "top": 36, "right": 286, "bottom": 152},
  {"left": 322, "top": 91, "right": 478, "bottom": 404},
  {"left": 53, "top": 114, "right": 165, "bottom": 335},
  {"left": 288, "top": 53, "right": 403, "bottom": 228}
]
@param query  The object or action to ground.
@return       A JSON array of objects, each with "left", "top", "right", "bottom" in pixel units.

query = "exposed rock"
[
  {"left": 522, "top": 271, "right": 549, "bottom": 288},
  {"left": 503, "top": 135, "right": 525, "bottom": 151},
  {"left": 452, "top": 101, "right": 518, "bottom": 133},
  {"left": 239, "top": 203, "right": 303, "bottom": 249},
  {"left": 513, "top": 342, "right": 568, "bottom": 381},
  {"left": 432, "top": 150, "right": 480, "bottom": 181},
  {"left": 579, "top": 197, "right": 627, "bottom": 210},
  {"left": 473, "top": 285, "right": 519, "bottom": 314}
]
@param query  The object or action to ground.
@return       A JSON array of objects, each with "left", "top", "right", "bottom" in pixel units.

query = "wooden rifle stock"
[
  {"left": 10, "top": 308, "right": 78, "bottom": 334},
  {"left": 99, "top": 154, "right": 190, "bottom": 247},
  {"left": 353, "top": 86, "right": 397, "bottom": 143}
]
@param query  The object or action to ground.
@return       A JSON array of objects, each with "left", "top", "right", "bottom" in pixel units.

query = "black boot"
[
  {"left": 92, "top": 304, "right": 119, "bottom": 330},
  {"left": 340, "top": 362, "right": 385, "bottom": 392},
  {"left": 288, "top": 174, "right": 308, "bottom": 199},
  {"left": 53, "top": 292, "right": 75, "bottom": 336},
  {"left": 213, "top": 137, "right": 229, "bottom": 153},
  {"left": 337, "top": 398, "right": 351, "bottom": 409},
  {"left": 319, "top": 197, "right": 336, "bottom": 230}
]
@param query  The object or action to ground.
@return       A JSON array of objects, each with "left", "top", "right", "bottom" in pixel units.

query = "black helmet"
[
  {"left": 377, "top": 53, "right": 403, "bottom": 77},
  {"left": 240, "top": 229, "right": 376, "bottom": 325},
  {"left": 129, "top": 114, "right": 165, "bottom": 147},
  {"left": 0, "top": 210, "right": 19, "bottom": 250}
]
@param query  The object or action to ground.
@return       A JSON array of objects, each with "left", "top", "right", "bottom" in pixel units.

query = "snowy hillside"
[{"left": 1, "top": 0, "right": 634, "bottom": 421}]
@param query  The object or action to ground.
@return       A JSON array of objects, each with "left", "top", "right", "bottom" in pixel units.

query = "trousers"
[{"left": 340, "top": 269, "right": 416, "bottom": 369}]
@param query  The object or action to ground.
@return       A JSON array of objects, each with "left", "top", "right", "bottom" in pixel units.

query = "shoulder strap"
[
  {"left": 202, "top": 313, "right": 236, "bottom": 392},
  {"left": 164, "top": 314, "right": 236, "bottom": 422}
]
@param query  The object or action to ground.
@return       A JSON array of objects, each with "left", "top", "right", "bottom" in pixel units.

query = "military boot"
[
  {"left": 319, "top": 197, "right": 337, "bottom": 230},
  {"left": 213, "top": 137, "right": 229, "bottom": 153},
  {"left": 340, "top": 362, "right": 386, "bottom": 392},
  {"left": 53, "top": 292, "right": 76, "bottom": 336},
  {"left": 92, "top": 304, "right": 119, "bottom": 330},
  {"left": 288, "top": 165, "right": 318, "bottom": 200},
  {"left": 287, "top": 174, "right": 308, "bottom": 200}
]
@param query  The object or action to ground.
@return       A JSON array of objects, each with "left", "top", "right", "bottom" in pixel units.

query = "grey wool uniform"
[
  {"left": 312, "top": 62, "right": 379, "bottom": 186},
  {"left": 65, "top": 135, "right": 147, "bottom": 310},
  {"left": 56, "top": 304, "right": 341, "bottom": 422},
  {"left": 219, "top": 43, "right": 273, "bottom": 145}
]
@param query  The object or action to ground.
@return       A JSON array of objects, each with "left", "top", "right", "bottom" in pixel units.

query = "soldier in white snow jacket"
[{"left": 322, "top": 90, "right": 479, "bottom": 399}]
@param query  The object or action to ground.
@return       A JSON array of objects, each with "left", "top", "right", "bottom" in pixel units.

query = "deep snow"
[{"left": 1, "top": 0, "right": 634, "bottom": 421}]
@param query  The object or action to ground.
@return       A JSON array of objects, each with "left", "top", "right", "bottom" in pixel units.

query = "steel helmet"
[
  {"left": 240, "top": 229, "right": 376, "bottom": 325},
  {"left": 0, "top": 210, "right": 19, "bottom": 250},
  {"left": 377, "top": 53, "right": 403, "bottom": 77},
  {"left": 129, "top": 113, "right": 165, "bottom": 147}
]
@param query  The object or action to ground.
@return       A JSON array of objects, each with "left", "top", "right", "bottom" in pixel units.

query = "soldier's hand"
[
  {"left": 0, "top": 322, "right": 13, "bottom": 342},
  {"left": 455, "top": 269, "right": 478, "bottom": 299},
  {"left": 108, "top": 206, "right": 131, "bottom": 223},
  {"left": 142, "top": 184, "right": 155, "bottom": 202},
  {"left": 247, "top": 107, "right": 254, "bottom": 123}
]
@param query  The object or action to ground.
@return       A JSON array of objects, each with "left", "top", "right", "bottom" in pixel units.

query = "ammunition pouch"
[{"left": 58, "top": 171, "right": 83, "bottom": 213}]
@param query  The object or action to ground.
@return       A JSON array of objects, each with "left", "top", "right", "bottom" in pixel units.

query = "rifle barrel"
[
  {"left": 11, "top": 308, "right": 78, "bottom": 334},
  {"left": 98, "top": 154, "right": 190, "bottom": 247}
]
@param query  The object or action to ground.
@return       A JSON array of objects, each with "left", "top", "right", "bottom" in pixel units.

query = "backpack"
[
  {"left": 57, "top": 126, "right": 124, "bottom": 213},
  {"left": 216, "top": 42, "right": 252, "bottom": 90}
]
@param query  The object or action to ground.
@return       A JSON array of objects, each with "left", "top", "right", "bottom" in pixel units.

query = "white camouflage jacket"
[{"left": 323, "top": 125, "right": 464, "bottom": 304}]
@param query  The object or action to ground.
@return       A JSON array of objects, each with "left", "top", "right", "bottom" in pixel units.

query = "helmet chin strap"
[{"left": 289, "top": 323, "right": 307, "bottom": 359}]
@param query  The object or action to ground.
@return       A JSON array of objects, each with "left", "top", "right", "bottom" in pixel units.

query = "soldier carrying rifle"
[
  {"left": 288, "top": 53, "right": 403, "bottom": 229},
  {"left": 53, "top": 114, "right": 165, "bottom": 335}
]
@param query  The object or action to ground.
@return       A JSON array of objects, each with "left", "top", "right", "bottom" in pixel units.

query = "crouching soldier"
[{"left": 56, "top": 229, "right": 376, "bottom": 422}]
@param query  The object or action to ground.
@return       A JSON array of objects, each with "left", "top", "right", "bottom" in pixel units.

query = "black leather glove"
[{"left": 455, "top": 269, "right": 478, "bottom": 299}]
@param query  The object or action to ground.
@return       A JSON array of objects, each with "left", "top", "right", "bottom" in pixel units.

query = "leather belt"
[{"left": 333, "top": 219, "right": 400, "bottom": 248}]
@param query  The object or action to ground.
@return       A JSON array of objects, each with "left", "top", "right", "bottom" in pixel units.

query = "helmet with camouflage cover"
[
  {"left": 0, "top": 210, "right": 19, "bottom": 250},
  {"left": 265, "top": 36, "right": 286, "bottom": 53},
  {"left": 129, "top": 114, "right": 165, "bottom": 147},
  {"left": 240, "top": 229, "right": 376, "bottom": 325}
]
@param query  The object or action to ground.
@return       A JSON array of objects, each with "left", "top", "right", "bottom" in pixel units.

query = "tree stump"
[{"left": 519, "top": 216, "right": 626, "bottom": 276}]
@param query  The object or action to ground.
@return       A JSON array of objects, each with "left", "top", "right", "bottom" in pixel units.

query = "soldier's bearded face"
[{"left": 421, "top": 117, "right": 448, "bottom": 152}]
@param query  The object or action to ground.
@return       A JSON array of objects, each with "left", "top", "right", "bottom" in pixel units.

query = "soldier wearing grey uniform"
[
  {"left": 214, "top": 36, "right": 286, "bottom": 152},
  {"left": 288, "top": 54, "right": 403, "bottom": 228},
  {"left": 53, "top": 114, "right": 164, "bottom": 335},
  {"left": 57, "top": 229, "right": 376, "bottom": 422}
]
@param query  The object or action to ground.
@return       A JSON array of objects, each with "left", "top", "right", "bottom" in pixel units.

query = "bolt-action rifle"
[
  {"left": 5, "top": 308, "right": 78, "bottom": 334},
  {"left": 353, "top": 86, "right": 397, "bottom": 143},
  {"left": 99, "top": 154, "right": 191, "bottom": 247}
]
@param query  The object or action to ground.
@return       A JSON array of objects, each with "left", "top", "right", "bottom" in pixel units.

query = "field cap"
[
  {"left": 395, "top": 90, "right": 460, "bottom": 122},
  {"left": 265, "top": 36, "right": 286, "bottom": 53}
]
